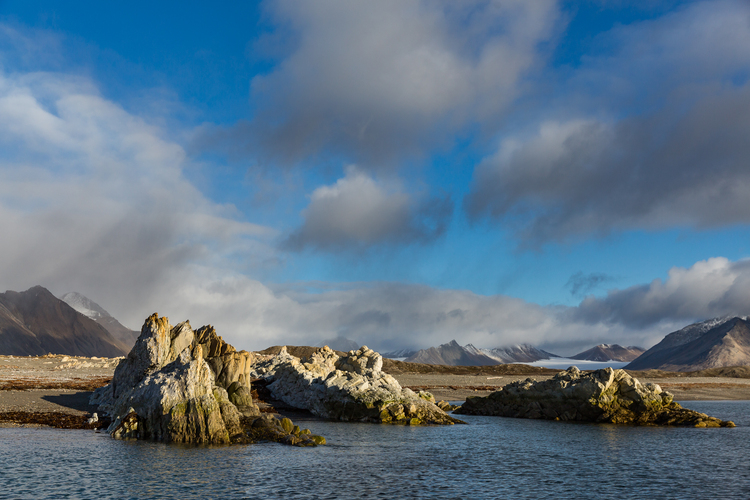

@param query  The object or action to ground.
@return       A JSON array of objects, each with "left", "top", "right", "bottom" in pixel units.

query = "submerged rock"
[
  {"left": 91, "top": 314, "right": 325, "bottom": 446},
  {"left": 456, "top": 366, "right": 735, "bottom": 427},
  {"left": 250, "top": 345, "right": 463, "bottom": 425}
]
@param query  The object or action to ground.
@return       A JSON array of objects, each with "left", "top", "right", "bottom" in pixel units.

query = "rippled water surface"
[{"left": 1, "top": 401, "right": 749, "bottom": 499}]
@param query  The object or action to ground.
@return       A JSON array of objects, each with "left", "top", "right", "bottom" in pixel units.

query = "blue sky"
[{"left": 1, "top": 0, "right": 749, "bottom": 354}]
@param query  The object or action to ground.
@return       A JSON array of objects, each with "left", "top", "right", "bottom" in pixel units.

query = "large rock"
[
  {"left": 250, "top": 345, "right": 463, "bottom": 425},
  {"left": 91, "top": 314, "right": 325, "bottom": 446},
  {"left": 456, "top": 366, "right": 735, "bottom": 427}
]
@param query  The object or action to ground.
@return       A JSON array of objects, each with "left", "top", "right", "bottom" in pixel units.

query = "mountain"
[
  {"left": 0, "top": 286, "right": 129, "bottom": 357},
  {"left": 478, "top": 344, "right": 559, "bottom": 363},
  {"left": 315, "top": 336, "right": 360, "bottom": 352},
  {"left": 60, "top": 292, "right": 139, "bottom": 349},
  {"left": 571, "top": 344, "right": 645, "bottom": 362},
  {"left": 382, "top": 348, "right": 418, "bottom": 359},
  {"left": 405, "top": 340, "right": 500, "bottom": 366},
  {"left": 626, "top": 317, "right": 750, "bottom": 371}
]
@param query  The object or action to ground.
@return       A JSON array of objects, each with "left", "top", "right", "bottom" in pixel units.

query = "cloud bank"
[{"left": 467, "top": 1, "right": 750, "bottom": 243}]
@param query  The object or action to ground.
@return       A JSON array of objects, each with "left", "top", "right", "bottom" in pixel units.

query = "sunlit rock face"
[
  {"left": 250, "top": 345, "right": 463, "bottom": 425},
  {"left": 456, "top": 367, "right": 735, "bottom": 428},
  {"left": 91, "top": 314, "right": 260, "bottom": 444}
]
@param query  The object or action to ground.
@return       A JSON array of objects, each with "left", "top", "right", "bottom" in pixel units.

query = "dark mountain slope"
[{"left": 0, "top": 286, "right": 128, "bottom": 357}]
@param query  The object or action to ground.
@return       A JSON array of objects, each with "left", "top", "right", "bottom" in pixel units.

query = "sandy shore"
[{"left": 1, "top": 355, "right": 749, "bottom": 423}]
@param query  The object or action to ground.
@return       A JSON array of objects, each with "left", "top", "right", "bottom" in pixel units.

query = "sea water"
[{"left": 1, "top": 401, "right": 749, "bottom": 499}]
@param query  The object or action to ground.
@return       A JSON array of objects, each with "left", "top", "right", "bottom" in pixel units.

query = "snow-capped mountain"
[
  {"left": 478, "top": 344, "right": 559, "bottom": 363},
  {"left": 626, "top": 316, "right": 750, "bottom": 371},
  {"left": 381, "top": 348, "right": 418, "bottom": 359},
  {"left": 60, "top": 292, "right": 139, "bottom": 349},
  {"left": 404, "top": 341, "right": 557, "bottom": 366},
  {"left": 0, "top": 286, "right": 128, "bottom": 356},
  {"left": 571, "top": 344, "right": 644, "bottom": 362}
]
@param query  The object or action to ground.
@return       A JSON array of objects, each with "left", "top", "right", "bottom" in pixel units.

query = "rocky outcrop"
[
  {"left": 251, "top": 345, "right": 463, "bottom": 425},
  {"left": 456, "top": 366, "right": 735, "bottom": 427},
  {"left": 91, "top": 314, "right": 325, "bottom": 446}
]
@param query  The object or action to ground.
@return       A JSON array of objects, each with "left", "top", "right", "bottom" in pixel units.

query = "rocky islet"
[
  {"left": 250, "top": 345, "right": 464, "bottom": 425},
  {"left": 456, "top": 366, "right": 735, "bottom": 427},
  {"left": 90, "top": 314, "right": 326, "bottom": 446}
]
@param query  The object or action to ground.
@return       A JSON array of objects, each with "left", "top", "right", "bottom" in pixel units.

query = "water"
[{"left": 1, "top": 401, "right": 749, "bottom": 499}]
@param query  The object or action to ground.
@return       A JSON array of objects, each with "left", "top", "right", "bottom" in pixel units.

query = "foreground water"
[{"left": 1, "top": 401, "right": 749, "bottom": 499}]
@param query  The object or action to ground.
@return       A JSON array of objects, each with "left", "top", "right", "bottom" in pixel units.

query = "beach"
[{"left": 2, "top": 354, "right": 750, "bottom": 425}]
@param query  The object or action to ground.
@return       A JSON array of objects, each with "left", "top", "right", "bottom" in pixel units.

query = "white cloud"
[
  {"left": 283, "top": 167, "right": 451, "bottom": 250},
  {"left": 0, "top": 65, "right": 277, "bottom": 327}
]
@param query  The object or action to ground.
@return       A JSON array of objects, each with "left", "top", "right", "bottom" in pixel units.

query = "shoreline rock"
[
  {"left": 456, "top": 366, "right": 735, "bottom": 427},
  {"left": 250, "top": 345, "right": 464, "bottom": 425},
  {"left": 91, "top": 314, "right": 326, "bottom": 446}
]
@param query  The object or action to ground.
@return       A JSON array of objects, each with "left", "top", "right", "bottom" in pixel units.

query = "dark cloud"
[
  {"left": 466, "top": 0, "right": 750, "bottom": 244},
  {"left": 196, "top": 0, "right": 560, "bottom": 169},
  {"left": 282, "top": 169, "right": 452, "bottom": 251},
  {"left": 565, "top": 271, "right": 614, "bottom": 298}
]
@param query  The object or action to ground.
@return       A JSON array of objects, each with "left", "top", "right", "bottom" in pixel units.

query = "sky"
[{"left": 1, "top": 0, "right": 750, "bottom": 355}]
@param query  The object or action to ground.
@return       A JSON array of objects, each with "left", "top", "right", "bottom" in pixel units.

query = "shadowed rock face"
[
  {"left": 91, "top": 314, "right": 325, "bottom": 446},
  {"left": 626, "top": 317, "right": 750, "bottom": 371},
  {"left": 251, "top": 345, "right": 464, "bottom": 425},
  {"left": 456, "top": 367, "right": 735, "bottom": 428},
  {"left": 0, "top": 286, "right": 128, "bottom": 357}
]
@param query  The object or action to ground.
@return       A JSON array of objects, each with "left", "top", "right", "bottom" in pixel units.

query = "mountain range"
[
  {"left": 403, "top": 340, "right": 557, "bottom": 366},
  {"left": 0, "top": 286, "right": 129, "bottom": 357},
  {"left": 626, "top": 317, "right": 750, "bottom": 371}
]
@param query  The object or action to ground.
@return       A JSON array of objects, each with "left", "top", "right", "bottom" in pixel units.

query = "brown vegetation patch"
[
  {"left": 626, "top": 366, "right": 750, "bottom": 379},
  {"left": 660, "top": 382, "right": 750, "bottom": 390},
  {"left": 405, "top": 385, "right": 503, "bottom": 392},
  {"left": 0, "top": 377, "right": 111, "bottom": 391},
  {"left": 0, "top": 411, "right": 107, "bottom": 429}
]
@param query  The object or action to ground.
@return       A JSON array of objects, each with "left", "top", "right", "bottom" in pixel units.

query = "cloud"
[
  {"left": 0, "top": 54, "right": 278, "bottom": 326},
  {"left": 466, "top": 0, "right": 750, "bottom": 243},
  {"left": 200, "top": 0, "right": 560, "bottom": 168},
  {"left": 565, "top": 271, "right": 615, "bottom": 298},
  {"left": 572, "top": 257, "right": 750, "bottom": 328},
  {"left": 282, "top": 168, "right": 451, "bottom": 251}
]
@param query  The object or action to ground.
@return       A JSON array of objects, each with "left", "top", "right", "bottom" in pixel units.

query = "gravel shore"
[{"left": 2, "top": 354, "right": 749, "bottom": 423}]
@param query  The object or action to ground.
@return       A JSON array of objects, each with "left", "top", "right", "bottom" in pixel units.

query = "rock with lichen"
[
  {"left": 91, "top": 314, "right": 325, "bottom": 446},
  {"left": 250, "top": 345, "right": 463, "bottom": 425},
  {"left": 455, "top": 366, "right": 735, "bottom": 427}
]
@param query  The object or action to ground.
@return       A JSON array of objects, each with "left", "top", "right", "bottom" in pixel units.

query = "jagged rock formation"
[
  {"left": 626, "top": 317, "right": 750, "bottom": 371},
  {"left": 60, "top": 292, "right": 139, "bottom": 349},
  {"left": 91, "top": 314, "right": 325, "bottom": 446},
  {"left": 571, "top": 344, "right": 644, "bottom": 362},
  {"left": 251, "top": 345, "right": 463, "bottom": 425},
  {"left": 0, "top": 286, "right": 128, "bottom": 357},
  {"left": 456, "top": 367, "right": 735, "bottom": 427}
]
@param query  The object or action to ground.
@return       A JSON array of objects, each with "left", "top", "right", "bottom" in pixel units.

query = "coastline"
[{"left": 2, "top": 354, "right": 750, "bottom": 427}]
